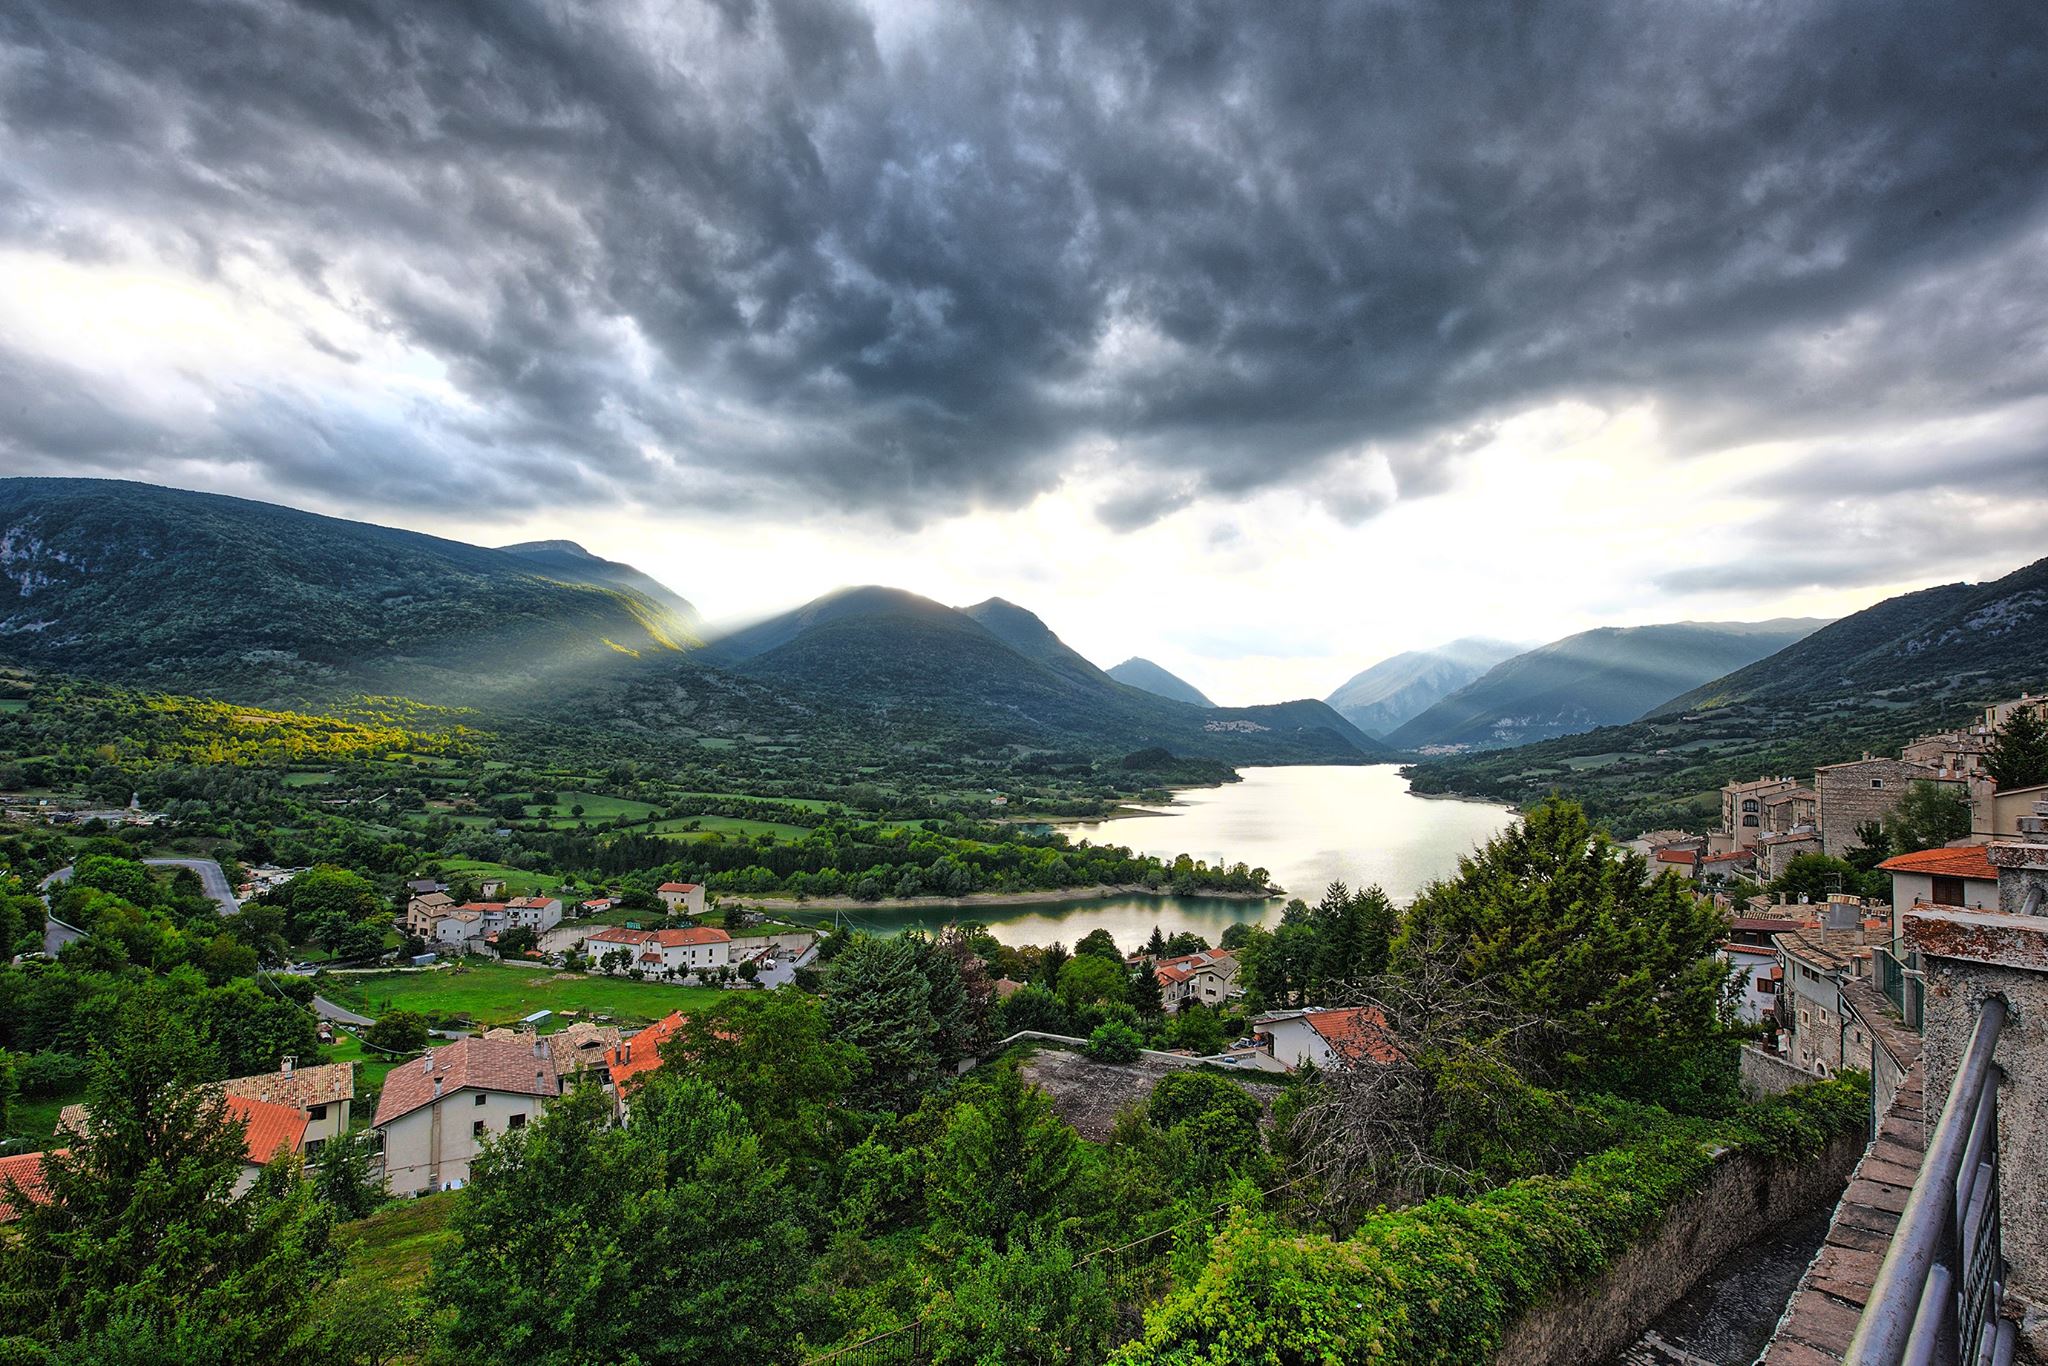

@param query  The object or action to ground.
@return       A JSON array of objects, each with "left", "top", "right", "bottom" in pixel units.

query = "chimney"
[
  {"left": 281, "top": 1055, "right": 295, "bottom": 1075},
  {"left": 421, "top": 1055, "right": 435, "bottom": 1074}
]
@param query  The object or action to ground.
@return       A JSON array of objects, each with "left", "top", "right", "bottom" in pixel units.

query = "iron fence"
[{"left": 1846, "top": 996, "right": 2015, "bottom": 1365}]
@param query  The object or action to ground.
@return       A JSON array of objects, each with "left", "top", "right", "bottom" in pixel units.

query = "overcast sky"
[{"left": 2, "top": 0, "right": 2045, "bottom": 703}]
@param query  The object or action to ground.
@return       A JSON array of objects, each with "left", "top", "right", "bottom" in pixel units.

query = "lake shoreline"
[{"left": 736, "top": 882, "right": 1281, "bottom": 914}]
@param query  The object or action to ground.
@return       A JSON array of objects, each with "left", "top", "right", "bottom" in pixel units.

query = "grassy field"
[
  {"left": 338, "top": 1191, "right": 461, "bottom": 1288},
  {"left": 4, "top": 1091, "right": 71, "bottom": 1145},
  {"left": 431, "top": 858, "right": 568, "bottom": 896},
  {"left": 323, "top": 962, "right": 721, "bottom": 1029},
  {"left": 526, "top": 792, "right": 662, "bottom": 824},
  {"left": 320, "top": 1028, "right": 418, "bottom": 1098}
]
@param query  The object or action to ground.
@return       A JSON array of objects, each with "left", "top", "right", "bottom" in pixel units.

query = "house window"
[
  {"left": 475, "top": 1093, "right": 488, "bottom": 1106},
  {"left": 1931, "top": 875, "right": 1967, "bottom": 906},
  {"left": 473, "top": 1120, "right": 487, "bottom": 1137},
  {"left": 1742, "top": 815, "right": 1759, "bottom": 827},
  {"left": 308, "top": 1104, "right": 328, "bottom": 1121},
  {"left": 509, "top": 1113, "right": 526, "bottom": 1129},
  {"left": 1742, "top": 800, "right": 1760, "bottom": 813},
  {"left": 1871, "top": 779, "right": 1885, "bottom": 789}
]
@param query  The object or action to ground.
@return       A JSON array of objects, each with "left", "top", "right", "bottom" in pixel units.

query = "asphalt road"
[
  {"left": 311, "top": 995, "right": 375, "bottom": 1027},
  {"left": 40, "top": 858, "right": 240, "bottom": 916}
]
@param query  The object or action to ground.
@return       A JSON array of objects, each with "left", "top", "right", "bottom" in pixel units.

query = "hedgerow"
[{"left": 1111, "top": 1074, "right": 1868, "bottom": 1365}]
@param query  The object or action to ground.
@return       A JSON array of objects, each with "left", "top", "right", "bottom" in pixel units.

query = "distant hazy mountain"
[
  {"left": 1409, "top": 556, "right": 2048, "bottom": 835},
  {"left": 499, "top": 539, "right": 700, "bottom": 633},
  {"left": 0, "top": 478, "right": 693, "bottom": 702},
  {"left": 1107, "top": 657, "right": 1215, "bottom": 708},
  {"left": 1652, "top": 555, "right": 2048, "bottom": 716},
  {"left": 1384, "top": 619, "right": 1828, "bottom": 752},
  {"left": 704, "top": 587, "right": 1386, "bottom": 762},
  {"left": 1325, "top": 638, "right": 1524, "bottom": 736}
]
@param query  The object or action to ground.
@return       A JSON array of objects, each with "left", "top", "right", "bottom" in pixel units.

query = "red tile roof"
[
  {"left": 1878, "top": 847, "right": 1999, "bottom": 880},
  {"left": 658, "top": 882, "right": 702, "bottom": 894},
  {"left": 228, "top": 1095, "right": 309, "bottom": 1165},
  {"left": 607, "top": 1011, "right": 688, "bottom": 1090},
  {"left": 1655, "top": 849, "right": 1697, "bottom": 864},
  {"left": 586, "top": 926, "right": 729, "bottom": 947},
  {"left": 1305, "top": 1006, "right": 1400, "bottom": 1066},
  {"left": 373, "top": 1036, "right": 562, "bottom": 1127},
  {"left": 57, "top": 1095, "right": 307, "bottom": 1168},
  {"left": 0, "top": 1149, "right": 63, "bottom": 1222}
]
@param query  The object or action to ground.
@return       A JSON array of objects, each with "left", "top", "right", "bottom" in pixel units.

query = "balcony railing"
[
  {"left": 1876, "top": 944, "right": 1924, "bottom": 1031},
  {"left": 1847, "top": 997, "right": 2015, "bottom": 1365}
]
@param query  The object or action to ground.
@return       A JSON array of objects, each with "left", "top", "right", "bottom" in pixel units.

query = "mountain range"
[
  {"left": 0, "top": 478, "right": 1378, "bottom": 767},
  {"left": 1381, "top": 619, "right": 1828, "bottom": 752},
  {"left": 1324, "top": 638, "right": 1524, "bottom": 737},
  {"left": 1107, "top": 658, "right": 1215, "bottom": 708},
  {"left": 1408, "top": 554, "right": 2048, "bottom": 834}
]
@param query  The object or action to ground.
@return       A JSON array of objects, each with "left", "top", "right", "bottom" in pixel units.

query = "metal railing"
[
  {"left": 1847, "top": 997, "right": 2016, "bottom": 1365},
  {"left": 1877, "top": 944, "right": 1925, "bottom": 1032}
]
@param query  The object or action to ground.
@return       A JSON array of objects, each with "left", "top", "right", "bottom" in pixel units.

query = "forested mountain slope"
[
  {"left": 1108, "top": 657, "right": 1216, "bottom": 708},
  {"left": 1325, "top": 638, "right": 1523, "bottom": 736}
]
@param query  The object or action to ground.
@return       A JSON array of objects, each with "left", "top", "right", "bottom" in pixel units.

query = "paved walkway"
[{"left": 1759, "top": 1067, "right": 1929, "bottom": 1363}]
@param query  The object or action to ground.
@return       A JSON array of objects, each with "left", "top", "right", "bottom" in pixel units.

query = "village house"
[
  {"left": 582, "top": 924, "right": 731, "bottom": 976},
  {"left": 404, "top": 891, "right": 456, "bottom": 936},
  {"left": 1152, "top": 948, "right": 1240, "bottom": 1013},
  {"left": 218, "top": 1057, "right": 355, "bottom": 1159},
  {"left": 1720, "top": 915, "right": 1805, "bottom": 1024},
  {"left": 59, "top": 1094, "right": 308, "bottom": 1196},
  {"left": 1977, "top": 782, "right": 2048, "bottom": 842},
  {"left": 1772, "top": 899, "right": 1887, "bottom": 1079},
  {"left": 1902, "top": 725, "right": 1996, "bottom": 778},
  {"left": 1252, "top": 1004, "right": 1400, "bottom": 1071},
  {"left": 656, "top": 881, "right": 707, "bottom": 915},
  {"left": 1756, "top": 829, "right": 1824, "bottom": 882},
  {"left": 1653, "top": 846, "right": 1700, "bottom": 879},
  {"left": 373, "top": 1035, "right": 564, "bottom": 1196},
  {"left": 503, "top": 894, "right": 563, "bottom": 932},
  {"left": 478, "top": 878, "right": 507, "bottom": 899},
  {"left": 1697, "top": 846, "right": 1759, "bottom": 888},
  {"left": 1721, "top": 777, "right": 1803, "bottom": 850},
  {"left": 1878, "top": 844, "right": 2000, "bottom": 912}
]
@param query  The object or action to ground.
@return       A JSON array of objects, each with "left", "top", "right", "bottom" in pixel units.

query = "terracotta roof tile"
[
  {"left": 657, "top": 882, "right": 702, "bottom": 893},
  {"left": 1305, "top": 1006, "right": 1400, "bottom": 1066},
  {"left": 0, "top": 1149, "right": 64, "bottom": 1222},
  {"left": 607, "top": 1011, "right": 688, "bottom": 1090},
  {"left": 1877, "top": 847, "right": 1998, "bottom": 880},
  {"left": 228, "top": 1095, "right": 308, "bottom": 1164},
  {"left": 220, "top": 1061, "right": 354, "bottom": 1112},
  {"left": 373, "top": 1036, "right": 562, "bottom": 1127}
]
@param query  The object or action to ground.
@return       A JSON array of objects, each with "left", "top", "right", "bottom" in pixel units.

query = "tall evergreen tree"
[
  {"left": 436, "top": 1075, "right": 809, "bottom": 1366},
  {"left": 924, "top": 1063, "right": 1082, "bottom": 1255},
  {"left": 1396, "top": 797, "right": 1733, "bottom": 1104},
  {"left": 0, "top": 997, "right": 334, "bottom": 1363},
  {"left": 1988, "top": 706, "right": 2048, "bottom": 790}
]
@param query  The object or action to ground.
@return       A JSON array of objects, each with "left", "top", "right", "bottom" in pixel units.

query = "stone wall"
[
  {"left": 1742, "top": 1043, "right": 1820, "bottom": 1099},
  {"left": 1814, "top": 758, "right": 1945, "bottom": 858},
  {"left": 1494, "top": 1130, "right": 1868, "bottom": 1366}
]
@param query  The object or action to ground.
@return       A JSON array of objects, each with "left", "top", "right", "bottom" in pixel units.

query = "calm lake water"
[{"left": 795, "top": 765, "right": 1516, "bottom": 949}]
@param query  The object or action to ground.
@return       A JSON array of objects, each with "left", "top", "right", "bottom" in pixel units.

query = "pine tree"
[
  {"left": 1988, "top": 707, "right": 2048, "bottom": 790},
  {"left": 924, "top": 1062, "right": 1082, "bottom": 1255},
  {"left": 0, "top": 996, "right": 334, "bottom": 1362}
]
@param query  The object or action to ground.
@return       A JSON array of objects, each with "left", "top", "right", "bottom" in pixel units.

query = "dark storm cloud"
[{"left": 1, "top": 0, "right": 2046, "bottom": 527}]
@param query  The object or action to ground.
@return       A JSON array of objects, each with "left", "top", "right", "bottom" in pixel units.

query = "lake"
[{"left": 797, "top": 764, "right": 1516, "bottom": 949}]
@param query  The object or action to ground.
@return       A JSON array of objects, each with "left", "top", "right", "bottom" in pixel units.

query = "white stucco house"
[{"left": 373, "top": 1035, "right": 563, "bottom": 1196}]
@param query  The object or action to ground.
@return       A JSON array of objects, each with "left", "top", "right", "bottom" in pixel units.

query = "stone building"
[
  {"left": 1757, "top": 829, "right": 1823, "bottom": 882},
  {"left": 1813, "top": 755, "right": 1953, "bottom": 858},
  {"left": 1722, "top": 777, "right": 1803, "bottom": 850}
]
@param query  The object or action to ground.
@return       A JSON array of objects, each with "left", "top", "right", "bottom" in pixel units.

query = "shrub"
[
  {"left": 16, "top": 1051, "right": 91, "bottom": 1100},
  {"left": 1085, "top": 1022, "right": 1142, "bottom": 1063}
]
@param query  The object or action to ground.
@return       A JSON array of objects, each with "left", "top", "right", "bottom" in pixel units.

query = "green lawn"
[
  {"left": 525, "top": 792, "right": 662, "bottom": 824},
  {"left": 675, "top": 791, "right": 832, "bottom": 812},
  {"left": 320, "top": 1027, "right": 418, "bottom": 1099},
  {"left": 431, "top": 859, "right": 569, "bottom": 896},
  {"left": 5, "top": 1091, "right": 72, "bottom": 1145},
  {"left": 280, "top": 769, "right": 336, "bottom": 787},
  {"left": 323, "top": 962, "right": 721, "bottom": 1029},
  {"left": 338, "top": 1191, "right": 461, "bottom": 1289}
]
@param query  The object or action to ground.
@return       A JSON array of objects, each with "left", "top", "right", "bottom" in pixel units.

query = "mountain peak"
[{"left": 1107, "top": 657, "right": 1216, "bottom": 708}]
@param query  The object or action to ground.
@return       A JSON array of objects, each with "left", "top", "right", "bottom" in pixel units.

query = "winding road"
[{"left": 40, "top": 857, "right": 240, "bottom": 916}]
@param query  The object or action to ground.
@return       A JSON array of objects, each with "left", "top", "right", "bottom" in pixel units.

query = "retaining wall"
[{"left": 1493, "top": 1129, "right": 1867, "bottom": 1366}]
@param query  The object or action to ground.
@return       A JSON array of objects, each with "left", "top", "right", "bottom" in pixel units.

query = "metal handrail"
[{"left": 1846, "top": 997, "right": 2011, "bottom": 1365}]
